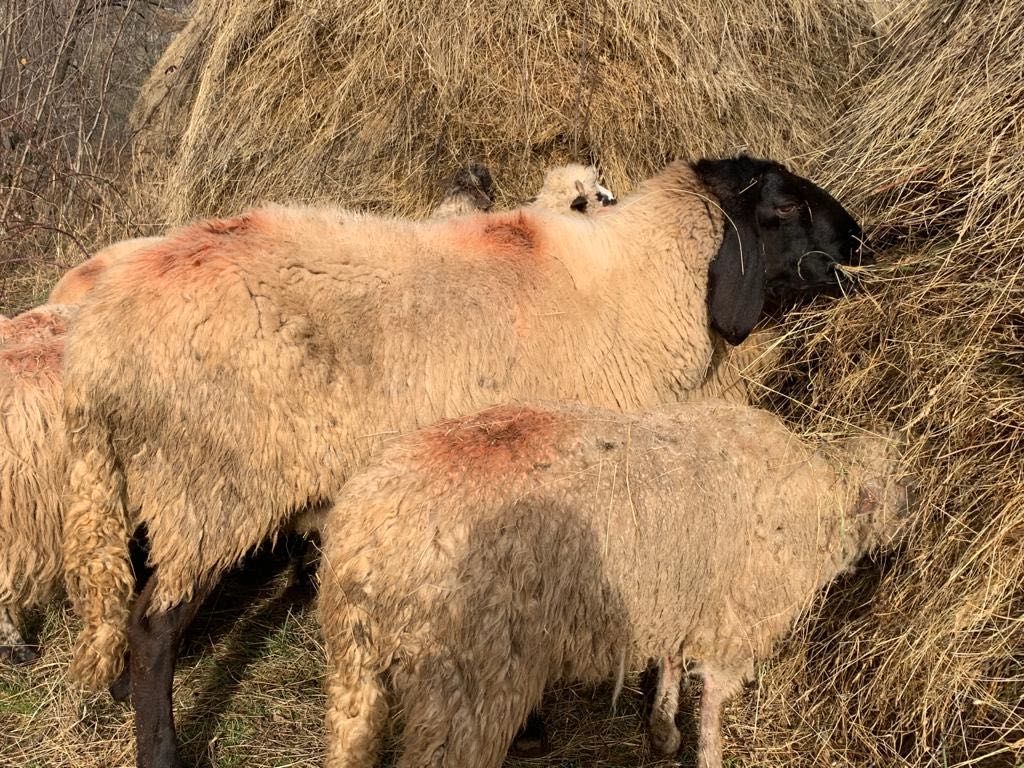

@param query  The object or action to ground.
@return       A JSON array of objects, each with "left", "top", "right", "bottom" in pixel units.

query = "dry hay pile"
[
  {"left": 130, "top": 0, "right": 883, "bottom": 223},
  {"left": 740, "top": 1, "right": 1023, "bottom": 765}
]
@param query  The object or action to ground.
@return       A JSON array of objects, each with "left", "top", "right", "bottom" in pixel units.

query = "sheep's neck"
[{"left": 580, "top": 163, "right": 725, "bottom": 399}]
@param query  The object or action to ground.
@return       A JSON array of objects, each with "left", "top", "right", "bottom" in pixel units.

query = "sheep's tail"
[{"left": 62, "top": 410, "right": 134, "bottom": 690}]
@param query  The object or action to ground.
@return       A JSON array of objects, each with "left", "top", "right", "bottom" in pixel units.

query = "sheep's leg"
[
  {"left": 0, "top": 604, "right": 38, "bottom": 664},
  {"left": 696, "top": 667, "right": 741, "bottom": 768},
  {"left": 649, "top": 656, "right": 684, "bottom": 755},
  {"left": 324, "top": 656, "right": 388, "bottom": 768},
  {"left": 110, "top": 523, "right": 157, "bottom": 703},
  {"left": 396, "top": 671, "right": 529, "bottom": 768},
  {"left": 129, "top": 576, "right": 208, "bottom": 768}
]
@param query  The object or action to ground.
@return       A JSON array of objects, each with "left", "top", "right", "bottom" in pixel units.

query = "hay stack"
[
  {"left": 130, "top": 0, "right": 883, "bottom": 223},
  {"left": 742, "top": 2, "right": 1024, "bottom": 764}
]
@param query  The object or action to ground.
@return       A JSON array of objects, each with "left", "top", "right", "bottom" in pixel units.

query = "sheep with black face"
[{"left": 59, "top": 154, "right": 860, "bottom": 768}]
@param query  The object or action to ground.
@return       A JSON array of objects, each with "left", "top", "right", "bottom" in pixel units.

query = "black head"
[{"left": 695, "top": 155, "right": 865, "bottom": 345}]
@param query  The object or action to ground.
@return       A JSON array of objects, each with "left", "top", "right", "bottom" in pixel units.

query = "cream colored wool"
[
  {"left": 318, "top": 400, "right": 907, "bottom": 768},
  {"left": 0, "top": 306, "right": 72, "bottom": 653},
  {"left": 527, "top": 163, "right": 613, "bottom": 213},
  {"left": 48, "top": 237, "right": 165, "bottom": 305},
  {"left": 686, "top": 326, "right": 782, "bottom": 404},
  {"left": 62, "top": 161, "right": 726, "bottom": 688},
  {"left": 46, "top": 164, "right": 600, "bottom": 306}
]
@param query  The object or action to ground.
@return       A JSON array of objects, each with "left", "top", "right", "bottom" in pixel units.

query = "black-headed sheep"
[
  {"left": 60, "top": 155, "right": 862, "bottom": 768},
  {"left": 318, "top": 401, "right": 908, "bottom": 768}
]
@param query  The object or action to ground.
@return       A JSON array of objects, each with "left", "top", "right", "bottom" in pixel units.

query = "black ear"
[
  {"left": 707, "top": 217, "right": 765, "bottom": 345},
  {"left": 696, "top": 157, "right": 767, "bottom": 345}
]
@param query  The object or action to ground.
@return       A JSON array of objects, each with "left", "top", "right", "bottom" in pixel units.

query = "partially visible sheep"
[
  {"left": 318, "top": 401, "right": 908, "bottom": 768},
  {"left": 48, "top": 237, "right": 164, "bottom": 306},
  {"left": 0, "top": 304, "right": 74, "bottom": 347},
  {"left": 60, "top": 156, "right": 863, "bottom": 768},
  {"left": 432, "top": 162, "right": 615, "bottom": 219},
  {"left": 0, "top": 306, "right": 70, "bottom": 663},
  {"left": 528, "top": 162, "right": 615, "bottom": 213},
  {"left": 429, "top": 163, "right": 496, "bottom": 218}
]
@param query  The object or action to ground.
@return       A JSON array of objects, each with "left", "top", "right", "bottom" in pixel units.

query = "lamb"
[
  {"left": 318, "top": 401, "right": 908, "bottom": 768},
  {"left": 527, "top": 162, "right": 616, "bottom": 213},
  {"left": 0, "top": 305, "right": 72, "bottom": 663},
  {"left": 60, "top": 155, "right": 862, "bottom": 768}
]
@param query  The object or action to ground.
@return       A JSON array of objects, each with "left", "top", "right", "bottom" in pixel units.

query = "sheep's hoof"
[
  {"left": 508, "top": 711, "right": 551, "bottom": 758},
  {"left": 109, "top": 668, "right": 132, "bottom": 703},
  {"left": 0, "top": 643, "right": 40, "bottom": 665},
  {"left": 649, "top": 719, "right": 682, "bottom": 757}
]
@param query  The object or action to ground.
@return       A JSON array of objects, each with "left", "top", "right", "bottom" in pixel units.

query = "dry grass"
[
  {"left": 131, "top": 0, "right": 884, "bottom": 222},
  {"left": 738, "top": 1, "right": 1024, "bottom": 765},
  {"left": 0, "top": 0, "right": 185, "bottom": 316},
  {"left": 3, "top": 0, "right": 1023, "bottom": 767}
]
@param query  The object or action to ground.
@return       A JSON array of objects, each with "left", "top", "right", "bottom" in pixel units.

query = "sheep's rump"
[{"left": 48, "top": 237, "right": 165, "bottom": 305}]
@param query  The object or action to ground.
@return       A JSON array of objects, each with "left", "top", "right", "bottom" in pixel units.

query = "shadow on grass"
[{"left": 173, "top": 535, "right": 320, "bottom": 768}]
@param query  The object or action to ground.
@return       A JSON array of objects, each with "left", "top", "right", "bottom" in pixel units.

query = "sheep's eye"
[{"left": 775, "top": 202, "right": 799, "bottom": 217}]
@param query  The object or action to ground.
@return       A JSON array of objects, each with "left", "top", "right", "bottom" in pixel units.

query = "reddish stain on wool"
[
  {"left": 138, "top": 212, "right": 264, "bottom": 282},
  {"left": 446, "top": 211, "right": 545, "bottom": 264},
  {"left": 0, "top": 338, "right": 64, "bottom": 376},
  {"left": 417, "top": 405, "right": 566, "bottom": 478},
  {"left": 0, "top": 311, "right": 68, "bottom": 346}
]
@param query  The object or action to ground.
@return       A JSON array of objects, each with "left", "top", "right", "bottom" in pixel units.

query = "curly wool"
[
  {"left": 318, "top": 400, "right": 908, "bottom": 768},
  {"left": 0, "top": 306, "right": 72, "bottom": 653}
]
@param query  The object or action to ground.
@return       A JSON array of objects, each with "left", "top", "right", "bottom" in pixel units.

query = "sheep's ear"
[
  {"left": 570, "top": 180, "right": 588, "bottom": 212},
  {"left": 707, "top": 216, "right": 765, "bottom": 345},
  {"left": 696, "top": 157, "right": 766, "bottom": 345}
]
